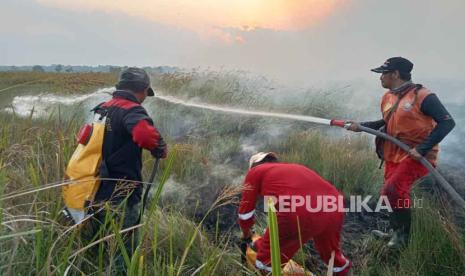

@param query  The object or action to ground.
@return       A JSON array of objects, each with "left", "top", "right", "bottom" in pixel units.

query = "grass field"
[{"left": 1, "top": 71, "right": 464, "bottom": 275}]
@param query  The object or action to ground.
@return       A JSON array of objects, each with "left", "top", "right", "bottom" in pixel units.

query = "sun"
[{"left": 216, "top": 0, "right": 341, "bottom": 30}]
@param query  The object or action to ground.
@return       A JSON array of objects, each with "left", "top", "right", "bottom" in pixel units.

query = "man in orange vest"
[{"left": 347, "top": 57, "right": 455, "bottom": 248}]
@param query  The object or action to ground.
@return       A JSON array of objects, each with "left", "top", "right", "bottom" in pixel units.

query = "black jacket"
[{"left": 94, "top": 90, "right": 163, "bottom": 205}]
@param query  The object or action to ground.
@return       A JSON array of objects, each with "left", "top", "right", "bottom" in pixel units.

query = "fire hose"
[
  {"left": 140, "top": 158, "right": 160, "bottom": 221},
  {"left": 330, "top": 119, "right": 465, "bottom": 212}
]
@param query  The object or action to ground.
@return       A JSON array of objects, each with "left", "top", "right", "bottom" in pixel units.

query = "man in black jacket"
[{"left": 89, "top": 67, "right": 167, "bottom": 271}]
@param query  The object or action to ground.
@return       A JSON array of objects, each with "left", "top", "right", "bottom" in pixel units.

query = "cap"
[
  {"left": 117, "top": 67, "right": 154, "bottom": 96},
  {"left": 249, "top": 152, "right": 278, "bottom": 169},
  {"left": 371, "top": 57, "right": 413, "bottom": 74}
]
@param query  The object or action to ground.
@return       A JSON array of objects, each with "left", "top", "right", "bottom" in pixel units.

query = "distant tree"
[
  {"left": 65, "top": 67, "right": 73, "bottom": 73},
  {"left": 55, "top": 64, "right": 63, "bottom": 72},
  {"left": 32, "top": 65, "right": 45, "bottom": 72}
]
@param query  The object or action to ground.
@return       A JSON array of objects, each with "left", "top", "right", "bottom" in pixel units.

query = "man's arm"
[
  {"left": 123, "top": 106, "right": 167, "bottom": 157},
  {"left": 360, "top": 119, "right": 386, "bottom": 130},
  {"left": 415, "top": 94, "right": 455, "bottom": 156},
  {"left": 238, "top": 170, "right": 261, "bottom": 238},
  {"left": 346, "top": 119, "right": 385, "bottom": 132}
]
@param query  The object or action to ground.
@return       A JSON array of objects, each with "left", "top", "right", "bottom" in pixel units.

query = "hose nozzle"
[{"left": 330, "top": 119, "right": 352, "bottom": 129}]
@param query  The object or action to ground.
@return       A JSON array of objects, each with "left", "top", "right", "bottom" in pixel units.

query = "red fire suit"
[
  {"left": 382, "top": 157, "right": 429, "bottom": 209},
  {"left": 238, "top": 163, "right": 351, "bottom": 275}
]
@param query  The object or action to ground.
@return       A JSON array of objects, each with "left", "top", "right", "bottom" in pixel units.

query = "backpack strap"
[
  {"left": 411, "top": 84, "right": 422, "bottom": 107},
  {"left": 376, "top": 84, "right": 422, "bottom": 169},
  {"left": 91, "top": 102, "right": 108, "bottom": 120},
  {"left": 385, "top": 83, "right": 422, "bottom": 125}
]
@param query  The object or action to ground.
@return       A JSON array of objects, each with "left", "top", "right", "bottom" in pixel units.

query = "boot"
[
  {"left": 371, "top": 211, "right": 394, "bottom": 240},
  {"left": 387, "top": 209, "right": 411, "bottom": 248},
  {"left": 371, "top": 229, "right": 392, "bottom": 240}
]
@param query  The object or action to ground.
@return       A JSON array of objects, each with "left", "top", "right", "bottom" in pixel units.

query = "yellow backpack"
[{"left": 62, "top": 105, "right": 107, "bottom": 223}]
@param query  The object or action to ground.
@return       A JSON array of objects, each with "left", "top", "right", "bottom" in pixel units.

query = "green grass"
[
  {"left": 267, "top": 198, "right": 282, "bottom": 276},
  {"left": 0, "top": 112, "right": 242, "bottom": 275}
]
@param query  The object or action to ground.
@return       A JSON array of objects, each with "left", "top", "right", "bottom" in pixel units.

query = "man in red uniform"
[
  {"left": 347, "top": 57, "right": 455, "bottom": 247},
  {"left": 238, "top": 152, "right": 351, "bottom": 275}
]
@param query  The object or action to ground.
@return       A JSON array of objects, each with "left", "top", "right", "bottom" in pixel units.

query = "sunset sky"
[
  {"left": 1, "top": 0, "right": 464, "bottom": 83},
  {"left": 37, "top": 0, "right": 341, "bottom": 31}
]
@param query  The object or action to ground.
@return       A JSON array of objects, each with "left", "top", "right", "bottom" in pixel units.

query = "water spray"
[
  {"left": 155, "top": 95, "right": 465, "bottom": 211},
  {"left": 155, "top": 95, "right": 332, "bottom": 125}
]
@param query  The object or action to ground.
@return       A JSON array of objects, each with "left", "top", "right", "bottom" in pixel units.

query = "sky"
[{"left": 1, "top": 0, "right": 465, "bottom": 84}]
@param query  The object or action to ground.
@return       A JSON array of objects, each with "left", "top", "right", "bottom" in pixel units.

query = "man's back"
[
  {"left": 94, "top": 90, "right": 162, "bottom": 205},
  {"left": 247, "top": 162, "right": 340, "bottom": 198}
]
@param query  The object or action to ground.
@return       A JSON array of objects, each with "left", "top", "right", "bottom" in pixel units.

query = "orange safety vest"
[{"left": 380, "top": 86, "right": 438, "bottom": 165}]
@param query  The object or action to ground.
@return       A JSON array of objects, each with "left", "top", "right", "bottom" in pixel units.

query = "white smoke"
[{"left": 160, "top": 177, "right": 190, "bottom": 206}]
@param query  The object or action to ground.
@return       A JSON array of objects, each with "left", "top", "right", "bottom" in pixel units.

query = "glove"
[
  {"left": 345, "top": 121, "right": 361, "bottom": 132},
  {"left": 151, "top": 138, "right": 167, "bottom": 159},
  {"left": 240, "top": 229, "right": 255, "bottom": 250}
]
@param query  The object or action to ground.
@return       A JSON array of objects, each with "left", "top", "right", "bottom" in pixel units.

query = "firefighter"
[
  {"left": 238, "top": 152, "right": 351, "bottom": 275},
  {"left": 88, "top": 67, "right": 167, "bottom": 272},
  {"left": 347, "top": 57, "right": 455, "bottom": 247}
]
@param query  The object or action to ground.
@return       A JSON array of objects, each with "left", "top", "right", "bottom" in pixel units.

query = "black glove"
[{"left": 151, "top": 138, "right": 167, "bottom": 159}]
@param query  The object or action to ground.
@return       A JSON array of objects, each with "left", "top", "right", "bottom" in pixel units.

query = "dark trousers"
[{"left": 83, "top": 201, "right": 141, "bottom": 274}]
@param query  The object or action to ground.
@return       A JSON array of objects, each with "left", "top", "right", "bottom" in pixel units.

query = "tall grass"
[
  {"left": 150, "top": 70, "right": 350, "bottom": 119},
  {"left": 0, "top": 112, "right": 242, "bottom": 275},
  {"left": 358, "top": 193, "right": 465, "bottom": 276},
  {"left": 1, "top": 71, "right": 464, "bottom": 275}
]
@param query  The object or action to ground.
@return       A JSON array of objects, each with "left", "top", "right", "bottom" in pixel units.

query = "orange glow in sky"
[{"left": 38, "top": 0, "right": 341, "bottom": 31}]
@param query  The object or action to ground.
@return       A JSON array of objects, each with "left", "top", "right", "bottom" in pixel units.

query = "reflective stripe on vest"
[
  {"left": 255, "top": 260, "right": 272, "bottom": 272},
  {"left": 238, "top": 210, "right": 255, "bottom": 220}
]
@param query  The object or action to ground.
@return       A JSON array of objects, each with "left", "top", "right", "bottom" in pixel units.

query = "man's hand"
[
  {"left": 408, "top": 148, "right": 423, "bottom": 160},
  {"left": 240, "top": 229, "right": 254, "bottom": 250},
  {"left": 346, "top": 121, "right": 362, "bottom": 132},
  {"left": 151, "top": 139, "right": 167, "bottom": 159}
]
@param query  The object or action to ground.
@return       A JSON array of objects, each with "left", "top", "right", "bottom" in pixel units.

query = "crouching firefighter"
[
  {"left": 62, "top": 67, "right": 167, "bottom": 272},
  {"left": 238, "top": 152, "right": 352, "bottom": 275},
  {"left": 346, "top": 57, "right": 455, "bottom": 248}
]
